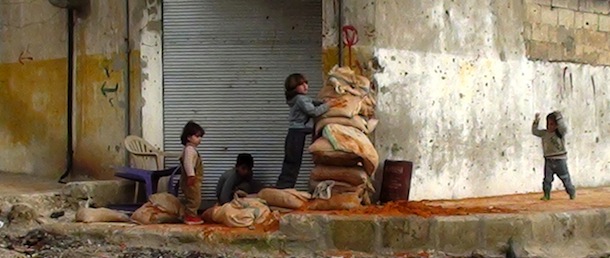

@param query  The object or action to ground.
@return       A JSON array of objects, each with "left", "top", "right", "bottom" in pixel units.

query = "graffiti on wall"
[
  {"left": 560, "top": 66, "right": 574, "bottom": 99},
  {"left": 342, "top": 25, "right": 367, "bottom": 76},
  {"left": 99, "top": 59, "right": 121, "bottom": 107},
  {"left": 18, "top": 45, "right": 33, "bottom": 64}
]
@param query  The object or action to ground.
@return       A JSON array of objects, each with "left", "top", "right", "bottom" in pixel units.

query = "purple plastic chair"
[
  {"left": 109, "top": 166, "right": 181, "bottom": 212},
  {"left": 114, "top": 166, "right": 181, "bottom": 199}
]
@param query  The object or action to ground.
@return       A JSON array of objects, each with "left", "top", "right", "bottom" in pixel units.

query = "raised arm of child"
[
  {"left": 531, "top": 112, "right": 545, "bottom": 137},
  {"left": 553, "top": 111, "right": 568, "bottom": 137}
]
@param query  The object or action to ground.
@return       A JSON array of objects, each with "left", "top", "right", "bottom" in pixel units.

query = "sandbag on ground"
[
  {"left": 257, "top": 188, "right": 310, "bottom": 210},
  {"left": 212, "top": 192, "right": 271, "bottom": 228},
  {"left": 75, "top": 207, "right": 130, "bottom": 223},
  {"left": 148, "top": 192, "right": 184, "bottom": 218},
  {"left": 130, "top": 202, "right": 182, "bottom": 225}
]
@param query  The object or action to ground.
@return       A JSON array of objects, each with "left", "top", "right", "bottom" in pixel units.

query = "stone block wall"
[{"left": 524, "top": 0, "right": 610, "bottom": 65}]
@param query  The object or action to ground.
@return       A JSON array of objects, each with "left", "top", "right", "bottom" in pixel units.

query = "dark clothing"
[
  {"left": 276, "top": 128, "right": 311, "bottom": 189},
  {"left": 543, "top": 158, "right": 576, "bottom": 198},
  {"left": 216, "top": 168, "right": 261, "bottom": 205}
]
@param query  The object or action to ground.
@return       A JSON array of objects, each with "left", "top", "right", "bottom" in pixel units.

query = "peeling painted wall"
[
  {"left": 140, "top": 0, "right": 164, "bottom": 151},
  {"left": 72, "top": 1, "right": 126, "bottom": 179},
  {"left": 366, "top": 0, "right": 610, "bottom": 200},
  {"left": 1, "top": 0, "right": 145, "bottom": 180},
  {"left": 0, "top": 1, "right": 68, "bottom": 178},
  {"left": 72, "top": 0, "right": 144, "bottom": 179}
]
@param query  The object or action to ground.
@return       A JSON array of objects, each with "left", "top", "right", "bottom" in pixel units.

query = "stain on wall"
[
  {"left": 72, "top": 0, "right": 145, "bottom": 180},
  {"left": 0, "top": 60, "right": 68, "bottom": 177},
  {"left": 0, "top": 1, "right": 68, "bottom": 178},
  {"left": 1, "top": 0, "right": 145, "bottom": 180}
]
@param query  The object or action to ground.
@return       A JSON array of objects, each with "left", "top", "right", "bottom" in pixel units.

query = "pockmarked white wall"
[{"left": 372, "top": 0, "right": 610, "bottom": 200}]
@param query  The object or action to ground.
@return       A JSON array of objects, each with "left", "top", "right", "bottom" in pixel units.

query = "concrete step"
[
  {"left": 40, "top": 207, "right": 610, "bottom": 257},
  {"left": 0, "top": 192, "right": 71, "bottom": 216}
]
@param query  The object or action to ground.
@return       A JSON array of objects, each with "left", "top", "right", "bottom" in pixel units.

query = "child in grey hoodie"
[
  {"left": 276, "top": 73, "right": 336, "bottom": 189},
  {"left": 532, "top": 111, "right": 575, "bottom": 200}
]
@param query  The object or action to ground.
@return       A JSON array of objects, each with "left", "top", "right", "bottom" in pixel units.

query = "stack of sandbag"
[
  {"left": 209, "top": 191, "right": 271, "bottom": 228},
  {"left": 130, "top": 192, "right": 185, "bottom": 225},
  {"left": 308, "top": 66, "right": 379, "bottom": 210}
]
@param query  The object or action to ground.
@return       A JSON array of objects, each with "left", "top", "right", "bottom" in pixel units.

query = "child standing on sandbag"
[
  {"left": 532, "top": 111, "right": 576, "bottom": 200},
  {"left": 276, "top": 73, "right": 337, "bottom": 189},
  {"left": 179, "top": 121, "right": 205, "bottom": 224}
]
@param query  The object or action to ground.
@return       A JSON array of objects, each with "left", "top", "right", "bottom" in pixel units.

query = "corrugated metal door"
[{"left": 162, "top": 0, "right": 322, "bottom": 200}]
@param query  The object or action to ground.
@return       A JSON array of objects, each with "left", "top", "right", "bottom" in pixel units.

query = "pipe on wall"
[
  {"left": 124, "top": 0, "right": 131, "bottom": 166},
  {"left": 337, "top": 0, "right": 343, "bottom": 67},
  {"left": 59, "top": 9, "right": 75, "bottom": 183}
]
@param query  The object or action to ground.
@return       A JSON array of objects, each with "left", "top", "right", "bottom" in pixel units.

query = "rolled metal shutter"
[{"left": 162, "top": 0, "right": 322, "bottom": 200}]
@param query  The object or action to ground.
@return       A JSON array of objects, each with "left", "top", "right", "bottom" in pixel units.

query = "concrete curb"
[{"left": 40, "top": 208, "right": 610, "bottom": 257}]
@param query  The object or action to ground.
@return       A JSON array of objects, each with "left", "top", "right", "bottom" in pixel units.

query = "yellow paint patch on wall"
[
  {"left": 323, "top": 47, "right": 374, "bottom": 78},
  {"left": 73, "top": 53, "right": 130, "bottom": 179},
  {"left": 129, "top": 50, "right": 142, "bottom": 136},
  {"left": 0, "top": 59, "right": 67, "bottom": 177}
]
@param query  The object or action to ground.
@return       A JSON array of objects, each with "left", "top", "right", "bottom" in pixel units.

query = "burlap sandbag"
[
  {"left": 130, "top": 202, "right": 181, "bottom": 225},
  {"left": 365, "top": 118, "right": 379, "bottom": 134},
  {"left": 257, "top": 188, "right": 310, "bottom": 210},
  {"left": 201, "top": 206, "right": 217, "bottom": 223},
  {"left": 318, "top": 66, "right": 371, "bottom": 99},
  {"left": 307, "top": 190, "right": 363, "bottom": 211},
  {"left": 309, "top": 138, "right": 362, "bottom": 166},
  {"left": 322, "top": 94, "right": 363, "bottom": 118},
  {"left": 308, "top": 179, "right": 362, "bottom": 194},
  {"left": 75, "top": 207, "right": 130, "bottom": 223},
  {"left": 148, "top": 192, "right": 184, "bottom": 218},
  {"left": 310, "top": 165, "right": 368, "bottom": 186},
  {"left": 360, "top": 94, "right": 376, "bottom": 118},
  {"left": 212, "top": 192, "right": 271, "bottom": 228},
  {"left": 315, "top": 116, "right": 367, "bottom": 136},
  {"left": 323, "top": 124, "right": 379, "bottom": 175}
]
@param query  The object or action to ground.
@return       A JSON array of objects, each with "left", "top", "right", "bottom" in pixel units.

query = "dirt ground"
[
  {"left": 0, "top": 229, "right": 213, "bottom": 258},
  {"left": 424, "top": 187, "right": 610, "bottom": 213}
]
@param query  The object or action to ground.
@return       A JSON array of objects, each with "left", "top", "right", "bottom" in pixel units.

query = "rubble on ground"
[{"left": 0, "top": 229, "right": 213, "bottom": 258}]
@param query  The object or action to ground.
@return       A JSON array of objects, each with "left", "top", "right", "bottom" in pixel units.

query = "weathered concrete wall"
[
  {"left": 322, "top": 0, "right": 376, "bottom": 76},
  {"left": 524, "top": 0, "right": 610, "bottom": 64},
  {"left": 323, "top": 0, "right": 610, "bottom": 200},
  {"left": 1, "top": 0, "right": 145, "bottom": 180},
  {"left": 0, "top": 1, "right": 68, "bottom": 178},
  {"left": 140, "top": 0, "right": 164, "bottom": 150},
  {"left": 72, "top": 0, "right": 146, "bottom": 179},
  {"left": 368, "top": 0, "right": 610, "bottom": 200}
]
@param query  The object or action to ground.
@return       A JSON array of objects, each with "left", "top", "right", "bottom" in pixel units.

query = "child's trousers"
[
  {"left": 276, "top": 128, "right": 310, "bottom": 189},
  {"left": 543, "top": 158, "right": 576, "bottom": 197},
  {"left": 180, "top": 172, "right": 202, "bottom": 217}
]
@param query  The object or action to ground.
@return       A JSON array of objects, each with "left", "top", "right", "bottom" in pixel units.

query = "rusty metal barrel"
[{"left": 379, "top": 160, "right": 413, "bottom": 203}]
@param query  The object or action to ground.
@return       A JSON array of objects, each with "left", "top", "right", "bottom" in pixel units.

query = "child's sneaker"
[
  {"left": 183, "top": 215, "right": 203, "bottom": 225},
  {"left": 539, "top": 196, "right": 550, "bottom": 201},
  {"left": 569, "top": 193, "right": 576, "bottom": 200}
]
